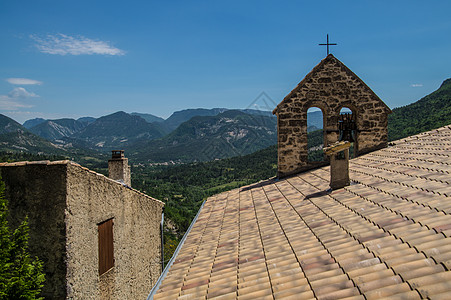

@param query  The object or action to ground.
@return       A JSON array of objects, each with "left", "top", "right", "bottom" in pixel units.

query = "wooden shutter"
[{"left": 98, "top": 218, "right": 114, "bottom": 275}]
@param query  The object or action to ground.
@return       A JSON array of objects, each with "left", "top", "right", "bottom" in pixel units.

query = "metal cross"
[{"left": 319, "top": 34, "right": 337, "bottom": 55}]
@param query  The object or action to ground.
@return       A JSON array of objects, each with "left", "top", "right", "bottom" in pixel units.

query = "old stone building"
[
  {"left": 0, "top": 152, "right": 164, "bottom": 299},
  {"left": 273, "top": 54, "right": 392, "bottom": 177}
]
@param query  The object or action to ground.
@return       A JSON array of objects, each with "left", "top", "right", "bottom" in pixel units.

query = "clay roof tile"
[{"left": 151, "top": 125, "right": 451, "bottom": 299}]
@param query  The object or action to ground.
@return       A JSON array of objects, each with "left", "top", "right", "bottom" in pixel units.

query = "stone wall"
[
  {"left": 1, "top": 162, "right": 68, "bottom": 299},
  {"left": 273, "top": 54, "right": 391, "bottom": 177},
  {"left": 0, "top": 161, "right": 164, "bottom": 299},
  {"left": 65, "top": 163, "right": 164, "bottom": 299}
]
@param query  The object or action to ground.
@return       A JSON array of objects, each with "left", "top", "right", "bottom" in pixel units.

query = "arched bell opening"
[
  {"left": 307, "top": 107, "right": 325, "bottom": 162},
  {"left": 338, "top": 106, "right": 358, "bottom": 158}
]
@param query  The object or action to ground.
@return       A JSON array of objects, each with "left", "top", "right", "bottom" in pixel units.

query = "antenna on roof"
[{"left": 319, "top": 34, "right": 337, "bottom": 56}]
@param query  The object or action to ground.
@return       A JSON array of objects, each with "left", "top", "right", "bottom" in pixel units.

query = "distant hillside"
[
  {"left": 69, "top": 111, "right": 166, "bottom": 150},
  {"left": 162, "top": 108, "right": 324, "bottom": 132},
  {"left": 239, "top": 109, "right": 274, "bottom": 117},
  {"left": 131, "top": 112, "right": 165, "bottom": 123},
  {"left": 29, "top": 118, "right": 88, "bottom": 141},
  {"left": 307, "top": 125, "right": 320, "bottom": 132},
  {"left": 163, "top": 108, "right": 228, "bottom": 132},
  {"left": 77, "top": 117, "right": 96, "bottom": 125},
  {"left": 23, "top": 118, "right": 46, "bottom": 129},
  {"left": 307, "top": 110, "right": 323, "bottom": 130},
  {"left": 0, "top": 114, "right": 26, "bottom": 135},
  {"left": 13, "top": 107, "right": 326, "bottom": 164},
  {"left": 388, "top": 78, "right": 451, "bottom": 141},
  {"left": 0, "top": 114, "right": 109, "bottom": 168},
  {"left": 0, "top": 151, "right": 66, "bottom": 163},
  {"left": 0, "top": 114, "right": 65, "bottom": 154},
  {"left": 130, "top": 110, "right": 277, "bottom": 162},
  {"left": 21, "top": 107, "right": 322, "bottom": 143}
]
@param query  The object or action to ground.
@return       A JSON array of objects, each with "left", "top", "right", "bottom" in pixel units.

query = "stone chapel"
[{"left": 273, "top": 54, "right": 392, "bottom": 177}]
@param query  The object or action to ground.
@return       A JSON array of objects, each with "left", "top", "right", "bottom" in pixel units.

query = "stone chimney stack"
[{"left": 108, "top": 150, "right": 131, "bottom": 186}]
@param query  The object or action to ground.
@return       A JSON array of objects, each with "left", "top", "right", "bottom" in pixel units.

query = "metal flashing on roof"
[{"left": 147, "top": 200, "right": 206, "bottom": 300}]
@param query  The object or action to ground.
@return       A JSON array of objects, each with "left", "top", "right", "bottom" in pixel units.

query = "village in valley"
[{"left": 1, "top": 1, "right": 450, "bottom": 299}]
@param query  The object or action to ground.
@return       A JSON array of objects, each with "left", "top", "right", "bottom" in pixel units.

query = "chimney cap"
[{"left": 111, "top": 150, "right": 125, "bottom": 159}]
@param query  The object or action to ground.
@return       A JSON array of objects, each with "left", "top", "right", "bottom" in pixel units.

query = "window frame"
[{"left": 98, "top": 218, "right": 114, "bottom": 276}]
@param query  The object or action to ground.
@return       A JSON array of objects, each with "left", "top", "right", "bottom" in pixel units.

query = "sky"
[{"left": 0, "top": 1, "right": 450, "bottom": 124}]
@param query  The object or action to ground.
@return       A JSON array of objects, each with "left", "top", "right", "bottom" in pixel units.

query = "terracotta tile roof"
[{"left": 153, "top": 125, "right": 451, "bottom": 299}]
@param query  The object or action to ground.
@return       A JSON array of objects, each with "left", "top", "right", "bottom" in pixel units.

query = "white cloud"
[
  {"left": 410, "top": 83, "right": 423, "bottom": 87},
  {"left": 30, "top": 33, "right": 125, "bottom": 56},
  {"left": 6, "top": 78, "right": 43, "bottom": 85},
  {"left": 8, "top": 87, "right": 39, "bottom": 98},
  {"left": 0, "top": 87, "right": 38, "bottom": 111}
]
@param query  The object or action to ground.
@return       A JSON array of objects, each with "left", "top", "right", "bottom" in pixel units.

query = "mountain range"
[
  {"left": 129, "top": 110, "right": 277, "bottom": 162},
  {"left": 67, "top": 111, "right": 166, "bottom": 149},
  {"left": 1, "top": 78, "right": 449, "bottom": 165},
  {"left": 9, "top": 108, "right": 284, "bottom": 162},
  {"left": 0, "top": 108, "right": 282, "bottom": 164},
  {"left": 29, "top": 118, "right": 89, "bottom": 141},
  {"left": 0, "top": 115, "right": 64, "bottom": 154},
  {"left": 20, "top": 108, "right": 323, "bottom": 149}
]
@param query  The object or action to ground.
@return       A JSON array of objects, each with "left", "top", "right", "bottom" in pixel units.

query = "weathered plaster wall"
[
  {"left": 0, "top": 161, "right": 164, "bottom": 299},
  {"left": 65, "top": 163, "right": 163, "bottom": 299},
  {"left": 0, "top": 162, "right": 68, "bottom": 299},
  {"left": 274, "top": 55, "right": 390, "bottom": 177}
]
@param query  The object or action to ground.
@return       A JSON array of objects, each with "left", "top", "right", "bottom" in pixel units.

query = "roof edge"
[
  {"left": 67, "top": 162, "right": 165, "bottom": 206},
  {"left": 147, "top": 199, "right": 206, "bottom": 299},
  {"left": 0, "top": 159, "right": 164, "bottom": 206}
]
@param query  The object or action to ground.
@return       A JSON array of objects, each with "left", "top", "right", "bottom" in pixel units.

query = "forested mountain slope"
[
  {"left": 130, "top": 110, "right": 277, "bottom": 162},
  {"left": 0, "top": 114, "right": 65, "bottom": 154},
  {"left": 388, "top": 78, "right": 451, "bottom": 141},
  {"left": 69, "top": 111, "right": 166, "bottom": 149},
  {"left": 29, "top": 118, "right": 88, "bottom": 141}
]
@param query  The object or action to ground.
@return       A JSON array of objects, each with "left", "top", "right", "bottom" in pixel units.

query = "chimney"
[
  {"left": 324, "top": 141, "right": 351, "bottom": 190},
  {"left": 108, "top": 150, "right": 131, "bottom": 186}
]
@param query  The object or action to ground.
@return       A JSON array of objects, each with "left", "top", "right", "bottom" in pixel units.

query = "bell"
[
  {"left": 338, "top": 113, "right": 356, "bottom": 142},
  {"left": 340, "top": 129, "right": 355, "bottom": 142}
]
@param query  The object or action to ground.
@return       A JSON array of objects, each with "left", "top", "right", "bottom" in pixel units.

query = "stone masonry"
[
  {"left": 108, "top": 150, "right": 131, "bottom": 186},
  {"left": 273, "top": 54, "right": 391, "bottom": 177},
  {"left": 0, "top": 160, "right": 164, "bottom": 299}
]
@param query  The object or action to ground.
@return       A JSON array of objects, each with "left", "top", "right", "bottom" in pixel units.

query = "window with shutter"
[{"left": 98, "top": 218, "right": 114, "bottom": 275}]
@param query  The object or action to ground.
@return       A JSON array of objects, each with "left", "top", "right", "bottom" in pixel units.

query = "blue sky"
[{"left": 1, "top": 1, "right": 450, "bottom": 123}]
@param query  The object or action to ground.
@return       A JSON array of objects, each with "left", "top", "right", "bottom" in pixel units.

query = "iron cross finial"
[{"left": 319, "top": 34, "right": 337, "bottom": 56}]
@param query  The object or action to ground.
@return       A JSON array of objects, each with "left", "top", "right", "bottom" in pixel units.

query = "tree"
[{"left": 0, "top": 179, "right": 45, "bottom": 299}]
